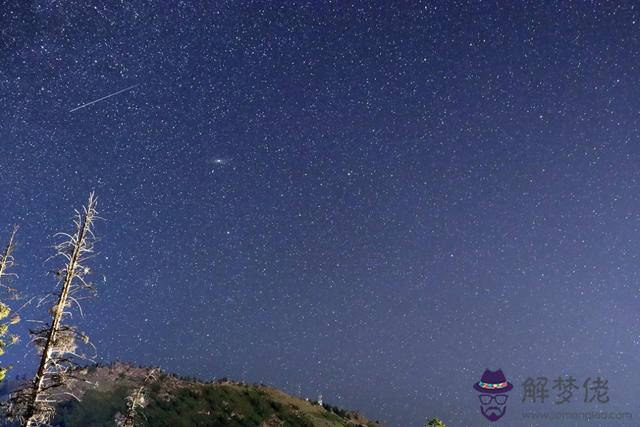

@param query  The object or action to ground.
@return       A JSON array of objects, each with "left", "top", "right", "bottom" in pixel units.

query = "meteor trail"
[{"left": 69, "top": 83, "right": 139, "bottom": 112}]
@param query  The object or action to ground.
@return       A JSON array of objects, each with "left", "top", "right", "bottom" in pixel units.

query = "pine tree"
[
  {"left": 0, "top": 225, "right": 21, "bottom": 382},
  {"left": 425, "top": 418, "right": 447, "bottom": 427},
  {"left": 7, "top": 194, "right": 100, "bottom": 427}
]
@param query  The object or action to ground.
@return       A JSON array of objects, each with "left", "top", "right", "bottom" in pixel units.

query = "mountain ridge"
[{"left": 13, "top": 362, "right": 385, "bottom": 427}]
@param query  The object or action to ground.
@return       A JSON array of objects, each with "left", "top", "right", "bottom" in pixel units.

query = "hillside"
[{"left": 34, "top": 363, "right": 384, "bottom": 427}]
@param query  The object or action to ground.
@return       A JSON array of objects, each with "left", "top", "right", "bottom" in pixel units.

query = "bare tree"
[
  {"left": 0, "top": 225, "right": 21, "bottom": 381},
  {"left": 7, "top": 194, "right": 101, "bottom": 427},
  {"left": 115, "top": 369, "right": 158, "bottom": 427},
  {"left": 0, "top": 225, "right": 18, "bottom": 287}
]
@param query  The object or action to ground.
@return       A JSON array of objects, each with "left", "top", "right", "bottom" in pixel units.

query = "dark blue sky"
[{"left": 1, "top": 2, "right": 640, "bottom": 426}]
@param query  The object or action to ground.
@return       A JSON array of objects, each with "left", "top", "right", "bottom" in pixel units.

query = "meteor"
[{"left": 69, "top": 83, "right": 139, "bottom": 112}]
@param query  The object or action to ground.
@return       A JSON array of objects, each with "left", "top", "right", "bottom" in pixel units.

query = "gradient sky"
[{"left": 1, "top": 2, "right": 640, "bottom": 426}]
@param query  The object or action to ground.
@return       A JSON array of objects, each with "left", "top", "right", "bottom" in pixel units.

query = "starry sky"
[{"left": 1, "top": 1, "right": 640, "bottom": 426}]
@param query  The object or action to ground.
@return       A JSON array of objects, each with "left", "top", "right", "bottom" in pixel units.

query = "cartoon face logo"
[{"left": 473, "top": 369, "right": 513, "bottom": 422}]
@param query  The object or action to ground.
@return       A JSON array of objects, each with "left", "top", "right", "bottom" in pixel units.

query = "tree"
[
  {"left": 115, "top": 369, "right": 158, "bottom": 427},
  {"left": 7, "top": 194, "right": 101, "bottom": 427},
  {"left": 0, "top": 226, "right": 18, "bottom": 290},
  {"left": 426, "top": 418, "right": 447, "bottom": 427},
  {"left": 0, "top": 225, "right": 21, "bottom": 382}
]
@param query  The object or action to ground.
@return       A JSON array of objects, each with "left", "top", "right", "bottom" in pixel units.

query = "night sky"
[{"left": 1, "top": 2, "right": 640, "bottom": 426}]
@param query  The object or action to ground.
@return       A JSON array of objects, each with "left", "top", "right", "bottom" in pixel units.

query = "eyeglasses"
[{"left": 479, "top": 394, "right": 508, "bottom": 405}]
